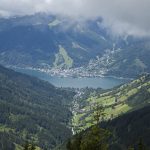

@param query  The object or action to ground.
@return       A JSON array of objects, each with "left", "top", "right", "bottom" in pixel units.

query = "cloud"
[{"left": 0, "top": 0, "right": 150, "bottom": 37}]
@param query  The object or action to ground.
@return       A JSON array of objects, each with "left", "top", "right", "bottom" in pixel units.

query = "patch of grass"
[
  {"left": 53, "top": 45, "right": 73, "bottom": 69},
  {"left": 134, "top": 58, "right": 147, "bottom": 70},
  {"left": 15, "top": 144, "right": 23, "bottom": 150},
  {"left": 0, "top": 124, "right": 14, "bottom": 132},
  {"left": 48, "top": 19, "right": 61, "bottom": 27}
]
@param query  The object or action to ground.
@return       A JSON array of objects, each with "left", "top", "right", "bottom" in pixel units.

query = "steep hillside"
[
  {"left": 72, "top": 74, "right": 150, "bottom": 133},
  {"left": 65, "top": 105, "right": 150, "bottom": 150},
  {"left": 107, "top": 37, "right": 150, "bottom": 77},
  {"left": 102, "top": 105, "right": 150, "bottom": 149},
  {"left": 0, "top": 65, "right": 75, "bottom": 150},
  {"left": 83, "top": 37, "right": 150, "bottom": 78}
]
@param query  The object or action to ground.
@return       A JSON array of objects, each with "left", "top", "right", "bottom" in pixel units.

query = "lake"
[{"left": 14, "top": 68, "right": 129, "bottom": 89}]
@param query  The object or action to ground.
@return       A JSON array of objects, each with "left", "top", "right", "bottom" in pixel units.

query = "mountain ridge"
[{"left": 1, "top": 13, "right": 150, "bottom": 78}]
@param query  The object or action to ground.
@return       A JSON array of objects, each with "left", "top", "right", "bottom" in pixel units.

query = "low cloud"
[{"left": 0, "top": 0, "right": 150, "bottom": 37}]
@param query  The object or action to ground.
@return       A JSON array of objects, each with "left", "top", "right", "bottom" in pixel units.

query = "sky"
[{"left": 0, "top": 0, "right": 150, "bottom": 37}]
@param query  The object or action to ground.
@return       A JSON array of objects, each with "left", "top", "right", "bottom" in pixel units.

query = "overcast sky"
[{"left": 0, "top": 0, "right": 150, "bottom": 37}]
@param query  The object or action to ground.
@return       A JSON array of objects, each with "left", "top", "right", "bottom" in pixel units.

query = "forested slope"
[
  {"left": 0, "top": 65, "right": 75, "bottom": 150},
  {"left": 64, "top": 105, "right": 150, "bottom": 150},
  {"left": 102, "top": 105, "right": 150, "bottom": 149}
]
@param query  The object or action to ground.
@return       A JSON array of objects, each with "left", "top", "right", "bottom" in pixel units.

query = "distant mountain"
[
  {"left": 0, "top": 13, "right": 112, "bottom": 69},
  {"left": 0, "top": 13, "right": 150, "bottom": 77},
  {"left": 0, "top": 65, "right": 75, "bottom": 150},
  {"left": 81, "top": 36, "right": 150, "bottom": 78},
  {"left": 106, "top": 37, "right": 150, "bottom": 77}
]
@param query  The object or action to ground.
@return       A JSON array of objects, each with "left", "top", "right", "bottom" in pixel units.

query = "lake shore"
[{"left": 12, "top": 67, "right": 130, "bottom": 89}]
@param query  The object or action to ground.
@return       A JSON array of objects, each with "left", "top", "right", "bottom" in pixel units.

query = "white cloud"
[{"left": 0, "top": 0, "right": 150, "bottom": 37}]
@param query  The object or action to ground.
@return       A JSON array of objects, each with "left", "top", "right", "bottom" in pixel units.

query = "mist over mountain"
[
  {"left": 1, "top": 0, "right": 150, "bottom": 37},
  {"left": 0, "top": 13, "right": 150, "bottom": 77},
  {"left": 0, "top": 14, "right": 111, "bottom": 68}
]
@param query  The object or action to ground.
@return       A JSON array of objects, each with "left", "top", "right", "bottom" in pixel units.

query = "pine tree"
[
  {"left": 30, "top": 143, "right": 36, "bottom": 150},
  {"left": 138, "top": 138, "right": 146, "bottom": 150},
  {"left": 80, "top": 126, "right": 110, "bottom": 150},
  {"left": 128, "top": 146, "right": 134, "bottom": 150},
  {"left": 93, "top": 103, "right": 105, "bottom": 125},
  {"left": 23, "top": 142, "right": 29, "bottom": 150},
  {"left": 66, "top": 139, "right": 71, "bottom": 150}
]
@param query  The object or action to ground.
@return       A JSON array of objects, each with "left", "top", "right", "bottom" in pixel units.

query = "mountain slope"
[
  {"left": 102, "top": 105, "right": 150, "bottom": 149},
  {"left": 0, "top": 14, "right": 150, "bottom": 77},
  {"left": 107, "top": 37, "right": 150, "bottom": 77},
  {"left": 0, "top": 14, "right": 112, "bottom": 69},
  {"left": 64, "top": 105, "right": 150, "bottom": 150},
  {"left": 0, "top": 65, "right": 75, "bottom": 150},
  {"left": 72, "top": 74, "right": 150, "bottom": 133}
]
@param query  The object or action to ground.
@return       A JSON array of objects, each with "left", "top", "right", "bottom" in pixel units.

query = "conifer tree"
[
  {"left": 30, "top": 143, "right": 36, "bottom": 150},
  {"left": 23, "top": 142, "right": 29, "bottom": 150},
  {"left": 138, "top": 138, "right": 146, "bottom": 150},
  {"left": 128, "top": 146, "right": 134, "bottom": 150}
]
